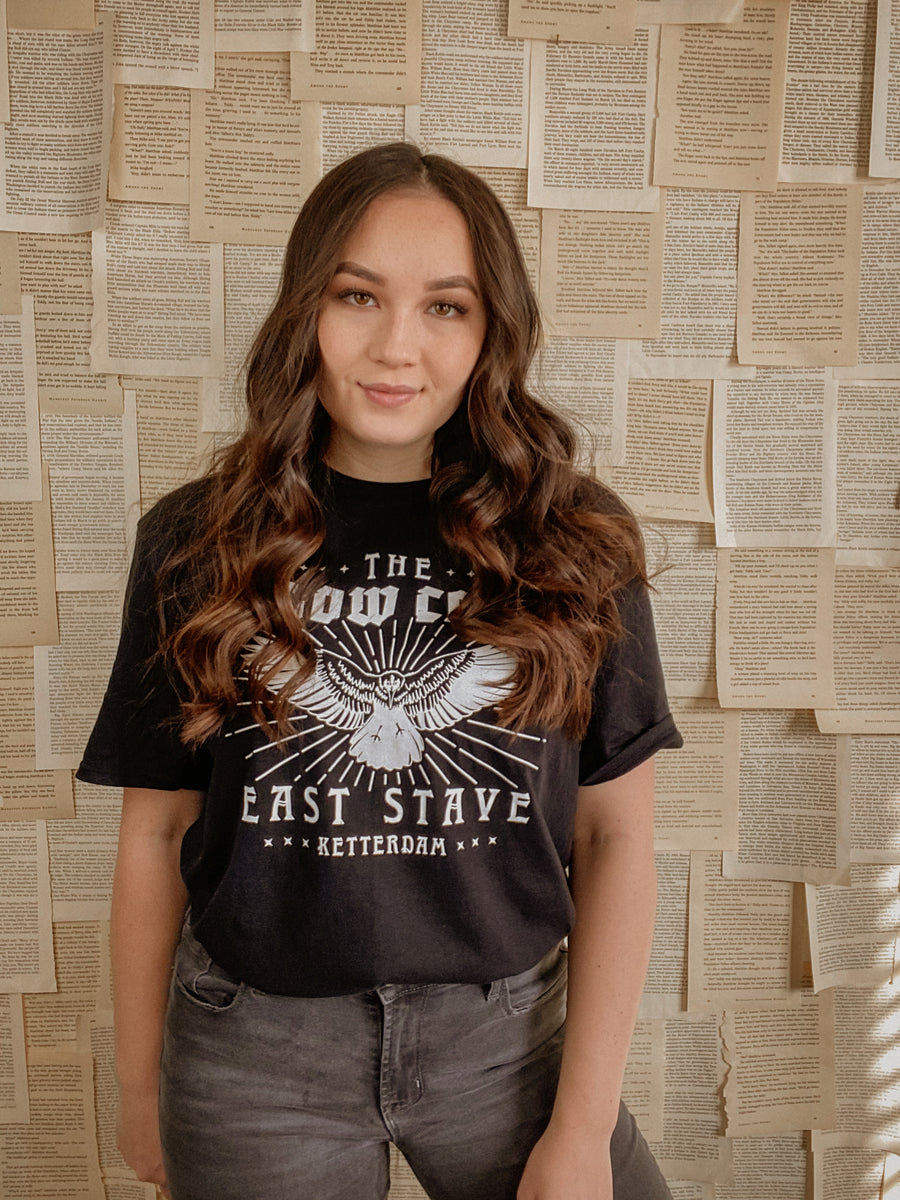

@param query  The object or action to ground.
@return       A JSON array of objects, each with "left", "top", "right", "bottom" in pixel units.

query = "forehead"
[{"left": 337, "top": 189, "right": 478, "bottom": 277}]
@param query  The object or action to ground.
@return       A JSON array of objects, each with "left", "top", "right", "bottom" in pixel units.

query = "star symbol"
[
  {"left": 283, "top": 836, "right": 292, "bottom": 846},
  {"left": 471, "top": 838, "right": 479, "bottom": 848},
  {"left": 488, "top": 836, "right": 497, "bottom": 846},
  {"left": 302, "top": 839, "right": 310, "bottom": 848},
  {"left": 264, "top": 838, "right": 273, "bottom": 848},
  {"left": 339, "top": 564, "right": 349, "bottom": 573},
  {"left": 457, "top": 841, "right": 466, "bottom": 851}
]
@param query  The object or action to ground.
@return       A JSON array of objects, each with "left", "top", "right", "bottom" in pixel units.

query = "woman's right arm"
[{"left": 111, "top": 786, "right": 203, "bottom": 1193}]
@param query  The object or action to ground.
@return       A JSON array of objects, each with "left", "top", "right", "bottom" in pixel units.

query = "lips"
[{"left": 359, "top": 383, "right": 419, "bottom": 408}]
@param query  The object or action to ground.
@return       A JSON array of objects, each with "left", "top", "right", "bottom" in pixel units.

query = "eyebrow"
[{"left": 333, "top": 261, "right": 480, "bottom": 295}]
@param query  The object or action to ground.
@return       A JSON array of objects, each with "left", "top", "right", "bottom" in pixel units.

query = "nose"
[{"left": 370, "top": 307, "right": 417, "bottom": 368}]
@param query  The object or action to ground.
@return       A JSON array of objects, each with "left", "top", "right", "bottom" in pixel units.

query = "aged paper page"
[
  {"left": 218, "top": 0, "right": 314, "bottom": 51},
  {"left": 48, "top": 780, "right": 119, "bottom": 921},
  {"left": 722, "top": 991, "right": 836, "bottom": 1135},
  {"left": 716, "top": 1134, "right": 809, "bottom": 1200},
  {"left": 654, "top": 1, "right": 787, "bottom": 192},
  {"left": 405, "top": 0, "right": 530, "bottom": 169},
  {"left": 191, "top": 53, "right": 321, "bottom": 245},
  {"left": 688, "top": 851, "right": 796, "bottom": 1011},
  {"left": 23, "top": 921, "right": 104, "bottom": 1048},
  {"left": 321, "top": 102, "right": 406, "bottom": 172},
  {"left": 528, "top": 31, "right": 659, "bottom": 210},
  {"left": 816, "top": 552, "right": 900, "bottom": 734},
  {"left": 724, "top": 709, "right": 849, "bottom": 885},
  {"left": 91, "top": 201, "right": 225, "bottom": 377},
  {"left": 0, "top": 993, "right": 28, "bottom": 1123},
  {"left": 0, "top": 18, "right": 112, "bottom": 234},
  {"left": 0, "top": 1047, "right": 103, "bottom": 1196},
  {"left": 292, "top": 0, "right": 420, "bottom": 103},
  {"left": 201, "top": 243, "right": 283, "bottom": 434},
  {"left": 0, "top": 297, "right": 41, "bottom": 502},
  {"left": 0, "top": 0, "right": 8, "bottom": 129},
  {"left": 0, "top": 766, "right": 71, "bottom": 821},
  {"left": 807, "top": 864, "right": 900, "bottom": 992},
  {"left": 871, "top": 0, "right": 900, "bottom": 176},
  {"left": 834, "top": 186, "right": 900, "bottom": 379},
  {"left": 712, "top": 369, "right": 837, "bottom": 548},
  {"left": 99, "top": 0, "right": 214, "bottom": 86},
  {"left": 836, "top": 381, "right": 900, "bottom": 550},
  {"left": 631, "top": 190, "right": 753, "bottom": 381},
  {"left": 781, "top": 0, "right": 877, "bottom": 184},
  {"left": 833, "top": 983, "right": 900, "bottom": 1148},
  {"left": 19, "top": 233, "right": 123, "bottom": 412},
  {"left": 639, "top": 851, "right": 689, "bottom": 1018},
  {"left": 388, "top": 1146, "right": 429, "bottom": 1197},
  {"left": 539, "top": 206, "right": 665, "bottom": 338},
  {"left": 736, "top": 185, "right": 863, "bottom": 367},
  {"left": 473, "top": 168, "right": 541, "bottom": 292},
  {"left": 109, "top": 84, "right": 191, "bottom": 206},
  {"left": 0, "top": 232, "right": 21, "bottom": 313},
  {"left": 622, "top": 1020, "right": 666, "bottom": 1142},
  {"left": 0, "top": 469, "right": 59, "bottom": 646},
  {"left": 812, "top": 1132, "right": 896, "bottom": 1200},
  {"left": 530, "top": 337, "right": 628, "bottom": 470},
  {"left": 647, "top": 1012, "right": 732, "bottom": 1184},
  {"left": 130, "top": 381, "right": 213, "bottom": 511},
  {"left": 7, "top": 0, "right": 95, "bottom": 25},
  {"left": 600, "top": 379, "right": 713, "bottom": 522},
  {"left": 715, "top": 547, "right": 837, "bottom": 709},
  {"left": 654, "top": 698, "right": 739, "bottom": 852},
  {"left": 0, "top": 648, "right": 72, "bottom": 823},
  {"left": 508, "top": 0, "right": 636, "bottom": 45},
  {"left": 33, "top": 591, "right": 123, "bottom": 772},
  {"left": 638, "top": 0, "right": 742, "bottom": 18},
  {"left": 40, "top": 397, "right": 141, "bottom": 591},
  {"left": 850, "top": 736, "right": 900, "bottom": 864},
  {"left": 0, "top": 820, "right": 56, "bottom": 992},
  {"left": 644, "top": 520, "right": 717, "bottom": 700}
]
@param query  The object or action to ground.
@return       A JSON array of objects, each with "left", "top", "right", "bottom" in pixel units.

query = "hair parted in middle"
[{"left": 159, "top": 141, "right": 647, "bottom": 745}]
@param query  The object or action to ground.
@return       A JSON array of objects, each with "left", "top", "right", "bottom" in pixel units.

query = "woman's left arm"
[{"left": 517, "top": 757, "right": 658, "bottom": 1200}]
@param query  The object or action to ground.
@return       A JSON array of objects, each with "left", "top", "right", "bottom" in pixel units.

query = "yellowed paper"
[
  {"left": 0, "top": 467, "right": 60, "bottom": 645},
  {"left": 321, "top": 102, "right": 406, "bottom": 173},
  {"left": 622, "top": 1019, "right": 666, "bottom": 1141},
  {"left": 781, "top": 0, "right": 878, "bottom": 184},
  {"left": 530, "top": 337, "right": 629, "bottom": 471},
  {"left": 815, "top": 552, "right": 900, "bottom": 734},
  {"left": 872, "top": 0, "right": 900, "bottom": 177},
  {"left": 99, "top": 0, "right": 214, "bottom": 87},
  {"left": 736, "top": 186, "right": 863, "bottom": 367},
  {"left": 688, "top": 851, "right": 795, "bottom": 1010},
  {"left": 23, "top": 921, "right": 105, "bottom": 1048},
  {"left": 0, "top": 992, "right": 28, "bottom": 1123},
  {"left": 807, "top": 864, "right": 900, "bottom": 992},
  {"left": 33, "top": 591, "right": 124, "bottom": 772},
  {"left": 405, "top": 0, "right": 530, "bottom": 169},
  {"left": 19, "top": 232, "right": 124, "bottom": 413},
  {"left": 833, "top": 982, "right": 900, "bottom": 1148},
  {"left": 640, "top": 851, "right": 689, "bottom": 1018},
  {"left": 600, "top": 379, "right": 713, "bottom": 522},
  {"left": 811, "top": 1131, "right": 896, "bottom": 1200},
  {"left": 539, "top": 206, "right": 665, "bottom": 338},
  {"left": 0, "top": 297, "right": 39, "bottom": 501},
  {"left": 0, "top": 1047, "right": 103, "bottom": 1195},
  {"left": 7, "top": 0, "right": 94, "bottom": 25},
  {"left": 631, "top": 189, "right": 754, "bottom": 381},
  {"left": 0, "top": 232, "right": 21, "bottom": 315},
  {"left": 129, "top": 381, "right": 214, "bottom": 512},
  {"left": 0, "top": 18, "right": 113, "bottom": 234},
  {"left": 836, "top": 381, "right": 900, "bottom": 549},
  {"left": 638, "top": 0, "right": 742, "bottom": 18},
  {"left": 40, "top": 396, "right": 141, "bottom": 591},
  {"left": 48, "top": 780, "right": 119, "bottom": 921},
  {"left": 712, "top": 369, "right": 837, "bottom": 548},
  {"left": 654, "top": 698, "right": 739, "bottom": 853},
  {"left": 91, "top": 201, "right": 225, "bottom": 377},
  {"left": 218, "top": 0, "right": 314, "bottom": 51},
  {"left": 724, "top": 709, "right": 849, "bottom": 885},
  {"left": 527, "top": 31, "right": 659, "bottom": 210},
  {"left": 644, "top": 519, "right": 717, "bottom": 701},
  {"left": 716, "top": 1133, "right": 809, "bottom": 1200},
  {"left": 109, "top": 84, "right": 191, "bottom": 206},
  {"left": 0, "top": 765, "right": 72, "bottom": 820},
  {"left": 471, "top": 167, "right": 540, "bottom": 293},
  {"left": 191, "top": 53, "right": 321, "bottom": 245},
  {"left": 850, "top": 735, "right": 900, "bottom": 864},
  {"left": 715, "top": 547, "right": 837, "bottom": 709},
  {"left": 508, "top": 0, "right": 636, "bottom": 45},
  {"left": 834, "top": 186, "right": 900, "bottom": 379},
  {"left": 654, "top": 1, "right": 788, "bottom": 192},
  {"left": 388, "top": 1146, "right": 430, "bottom": 1197},
  {"left": 647, "top": 1012, "right": 732, "bottom": 1183},
  {"left": 292, "top": 0, "right": 420, "bottom": 102},
  {"left": 0, "top": 0, "right": 9, "bottom": 132},
  {"left": 0, "top": 820, "right": 56, "bottom": 992}
]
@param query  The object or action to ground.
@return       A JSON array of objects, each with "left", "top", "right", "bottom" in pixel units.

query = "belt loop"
[{"left": 485, "top": 978, "right": 503, "bottom": 1002}]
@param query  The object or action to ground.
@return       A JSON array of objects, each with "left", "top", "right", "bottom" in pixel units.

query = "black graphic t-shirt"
[{"left": 78, "top": 472, "right": 682, "bottom": 996}]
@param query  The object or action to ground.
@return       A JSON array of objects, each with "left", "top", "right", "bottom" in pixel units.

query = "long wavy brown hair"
[{"left": 158, "top": 142, "right": 647, "bottom": 745}]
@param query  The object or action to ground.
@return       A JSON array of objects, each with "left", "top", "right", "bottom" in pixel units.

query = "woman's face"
[{"left": 316, "top": 189, "right": 487, "bottom": 481}]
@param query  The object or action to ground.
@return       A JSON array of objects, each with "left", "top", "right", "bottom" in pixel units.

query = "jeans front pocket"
[
  {"left": 173, "top": 921, "right": 246, "bottom": 1013},
  {"left": 499, "top": 943, "right": 568, "bottom": 1017}
]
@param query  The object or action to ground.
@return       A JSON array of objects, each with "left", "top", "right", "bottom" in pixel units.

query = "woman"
[{"left": 78, "top": 142, "right": 681, "bottom": 1200}]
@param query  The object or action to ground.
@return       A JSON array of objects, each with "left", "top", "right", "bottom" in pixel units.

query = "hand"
[
  {"left": 517, "top": 1120, "right": 613, "bottom": 1200},
  {"left": 117, "top": 1082, "right": 170, "bottom": 1198}
]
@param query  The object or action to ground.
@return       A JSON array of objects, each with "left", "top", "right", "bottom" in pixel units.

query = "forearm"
[{"left": 111, "top": 788, "right": 200, "bottom": 1090}]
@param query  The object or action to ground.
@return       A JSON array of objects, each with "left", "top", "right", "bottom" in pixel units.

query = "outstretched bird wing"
[
  {"left": 288, "top": 651, "right": 379, "bottom": 729},
  {"left": 403, "top": 645, "right": 515, "bottom": 731}
]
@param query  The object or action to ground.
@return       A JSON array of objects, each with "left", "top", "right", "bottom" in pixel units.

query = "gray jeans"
[{"left": 159, "top": 923, "right": 672, "bottom": 1200}]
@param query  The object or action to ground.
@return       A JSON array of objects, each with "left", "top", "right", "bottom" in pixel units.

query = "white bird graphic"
[{"left": 251, "top": 640, "right": 515, "bottom": 772}]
